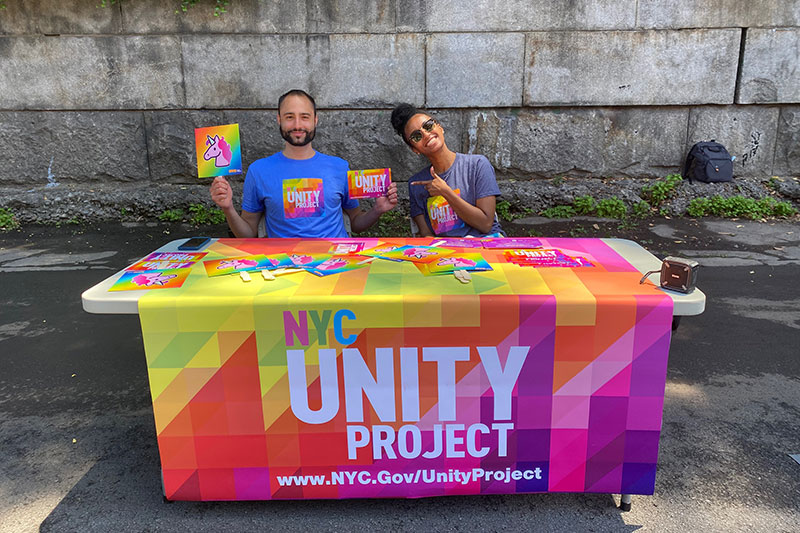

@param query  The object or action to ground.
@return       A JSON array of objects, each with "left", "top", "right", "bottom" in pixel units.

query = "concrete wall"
[{"left": 1, "top": 0, "right": 799, "bottom": 196}]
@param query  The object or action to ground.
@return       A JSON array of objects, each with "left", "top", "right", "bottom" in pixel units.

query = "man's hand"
[
  {"left": 410, "top": 167, "right": 452, "bottom": 197},
  {"left": 210, "top": 176, "right": 233, "bottom": 211},
  {"left": 374, "top": 182, "right": 398, "bottom": 214}
]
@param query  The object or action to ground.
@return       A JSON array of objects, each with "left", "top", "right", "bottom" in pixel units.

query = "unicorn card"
[{"left": 194, "top": 124, "right": 243, "bottom": 178}]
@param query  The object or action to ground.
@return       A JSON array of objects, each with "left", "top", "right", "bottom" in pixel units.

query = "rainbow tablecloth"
[{"left": 137, "top": 238, "right": 673, "bottom": 501}]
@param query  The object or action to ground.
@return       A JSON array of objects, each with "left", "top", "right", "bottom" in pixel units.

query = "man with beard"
[{"left": 210, "top": 89, "right": 397, "bottom": 238}]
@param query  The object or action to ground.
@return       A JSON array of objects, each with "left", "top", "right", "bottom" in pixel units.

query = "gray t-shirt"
[{"left": 408, "top": 153, "right": 504, "bottom": 237}]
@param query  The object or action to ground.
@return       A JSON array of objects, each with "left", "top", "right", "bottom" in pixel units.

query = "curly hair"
[{"left": 390, "top": 103, "right": 420, "bottom": 145}]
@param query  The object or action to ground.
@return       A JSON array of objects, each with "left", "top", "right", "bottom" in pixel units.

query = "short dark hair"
[
  {"left": 391, "top": 103, "right": 420, "bottom": 146},
  {"left": 278, "top": 89, "right": 316, "bottom": 114}
]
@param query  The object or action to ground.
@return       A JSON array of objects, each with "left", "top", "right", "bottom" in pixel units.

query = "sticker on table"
[
  {"left": 194, "top": 124, "right": 242, "bottom": 178},
  {"left": 481, "top": 237, "right": 542, "bottom": 249},
  {"left": 418, "top": 253, "right": 493, "bottom": 275},
  {"left": 347, "top": 168, "right": 391, "bottom": 199},
  {"left": 108, "top": 268, "right": 191, "bottom": 291},
  {"left": 380, "top": 245, "right": 453, "bottom": 264},
  {"left": 203, "top": 255, "right": 272, "bottom": 277},
  {"left": 307, "top": 255, "right": 370, "bottom": 276},
  {"left": 128, "top": 252, "right": 207, "bottom": 271},
  {"left": 283, "top": 178, "right": 324, "bottom": 218}
]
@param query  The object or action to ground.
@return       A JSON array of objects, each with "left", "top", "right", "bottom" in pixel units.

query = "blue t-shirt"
[
  {"left": 408, "top": 153, "right": 504, "bottom": 237},
  {"left": 241, "top": 151, "right": 359, "bottom": 238}
]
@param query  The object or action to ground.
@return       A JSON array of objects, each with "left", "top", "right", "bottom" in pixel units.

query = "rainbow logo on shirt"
[
  {"left": 427, "top": 189, "right": 465, "bottom": 235},
  {"left": 283, "top": 178, "right": 324, "bottom": 219}
]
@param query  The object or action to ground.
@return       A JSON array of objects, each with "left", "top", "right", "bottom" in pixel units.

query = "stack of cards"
[
  {"left": 109, "top": 251, "right": 208, "bottom": 292},
  {"left": 378, "top": 245, "right": 454, "bottom": 264},
  {"left": 504, "top": 249, "right": 594, "bottom": 268},
  {"left": 416, "top": 253, "right": 493, "bottom": 276}
]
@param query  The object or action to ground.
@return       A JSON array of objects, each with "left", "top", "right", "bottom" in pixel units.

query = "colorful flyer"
[
  {"left": 481, "top": 237, "right": 543, "bottom": 249},
  {"left": 379, "top": 245, "right": 453, "bottom": 264},
  {"left": 203, "top": 255, "right": 274, "bottom": 277},
  {"left": 260, "top": 253, "right": 296, "bottom": 270},
  {"left": 307, "top": 255, "right": 371, "bottom": 277},
  {"left": 418, "top": 253, "right": 493, "bottom": 276},
  {"left": 108, "top": 268, "right": 191, "bottom": 292},
  {"left": 504, "top": 249, "right": 593, "bottom": 268},
  {"left": 128, "top": 252, "right": 207, "bottom": 271},
  {"left": 347, "top": 168, "right": 391, "bottom": 199},
  {"left": 357, "top": 242, "right": 407, "bottom": 262},
  {"left": 194, "top": 124, "right": 242, "bottom": 179},
  {"left": 328, "top": 241, "right": 368, "bottom": 255},
  {"left": 429, "top": 237, "right": 485, "bottom": 249},
  {"left": 288, "top": 252, "right": 331, "bottom": 269}
]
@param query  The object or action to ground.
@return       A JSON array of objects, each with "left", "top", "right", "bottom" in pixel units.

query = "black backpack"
[{"left": 682, "top": 140, "right": 733, "bottom": 183}]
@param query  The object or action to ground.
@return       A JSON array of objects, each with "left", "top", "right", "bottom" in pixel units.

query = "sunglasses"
[{"left": 408, "top": 118, "right": 437, "bottom": 144}]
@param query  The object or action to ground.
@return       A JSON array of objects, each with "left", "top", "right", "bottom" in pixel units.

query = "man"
[{"left": 210, "top": 89, "right": 397, "bottom": 238}]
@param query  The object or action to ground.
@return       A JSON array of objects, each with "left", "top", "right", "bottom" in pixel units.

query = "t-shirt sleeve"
[
  {"left": 408, "top": 177, "right": 425, "bottom": 218},
  {"left": 473, "top": 156, "right": 502, "bottom": 200},
  {"left": 240, "top": 166, "right": 263, "bottom": 214}
]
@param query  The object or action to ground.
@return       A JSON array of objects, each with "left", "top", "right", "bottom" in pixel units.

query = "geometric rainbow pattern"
[{"left": 138, "top": 238, "right": 673, "bottom": 500}]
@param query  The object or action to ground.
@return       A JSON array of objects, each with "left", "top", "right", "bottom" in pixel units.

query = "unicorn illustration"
[
  {"left": 203, "top": 134, "right": 232, "bottom": 168},
  {"left": 403, "top": 247, "right": 436, "bottom": 259},
  {"left": 317, "top": 258, "right": 348, "bottom": 271},
  {"left": 218, "top": 259, "right": 258, "bottom": 270},
  {"left": 132, "top": 272, "right": 177, "bottom": 287},
  {"left": 438, "top": 257, "right": 477, "bottom": 268}
]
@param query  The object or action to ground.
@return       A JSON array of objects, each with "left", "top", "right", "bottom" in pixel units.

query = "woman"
[{"left": 391, "top": 103, "right": 504, "bottom": 238}]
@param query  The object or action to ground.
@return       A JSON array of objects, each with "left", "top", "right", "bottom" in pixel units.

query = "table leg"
[{"left": 619, "top": 493, "right": 632, "bottom": 512}]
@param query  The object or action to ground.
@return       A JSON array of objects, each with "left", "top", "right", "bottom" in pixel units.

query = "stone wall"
[{"left": 1, "top": 0, "right": 798, "bottom": 205}]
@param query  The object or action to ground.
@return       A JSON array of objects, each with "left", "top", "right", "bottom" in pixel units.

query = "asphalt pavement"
[{"left": 1, "top": 219, "right": 799, "bottom": 532}]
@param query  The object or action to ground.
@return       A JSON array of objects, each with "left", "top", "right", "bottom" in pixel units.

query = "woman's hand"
[{"left": 410, "top": 167, "right": 453, "bottom": 197}]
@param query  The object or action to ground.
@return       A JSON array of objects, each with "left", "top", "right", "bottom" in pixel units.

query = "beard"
[{"left": 280, "top": 126, "right": 316, "bottom": 147}]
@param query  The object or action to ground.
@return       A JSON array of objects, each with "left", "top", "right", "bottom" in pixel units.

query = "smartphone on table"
[{"left": 178, "top": 237, "right": 212, "bottom": 251}]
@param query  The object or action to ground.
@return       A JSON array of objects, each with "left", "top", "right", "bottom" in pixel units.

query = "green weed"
[
  {"left": 641, "top": 173, "right": 682, "bottom": 207},
  {"left": 687, "top": 195, "right": 798, "bottom": 219},
  {"left": 569, "top": 225, "right": 587, "bottom": 238},
  {"left": 630, "top": 201, "right": 652, "bottom": 219},
  {"left": 0, "top": 207, "right": 19, "bottom": 230},
  {"left": 159, "top": 209, "right": 185, "bottom": 223},
  {"left": 595, "top": 197, "right": 627, "bottom": 219},
  {"left": 573, "top": 195, "right": 596, "bottom": 215},
  {"left": 361, "top": 209, "right": 410, "bottom": 238},
  {"left": 188, "top": 203, "right": 226, "bottom": 226},
  {"left": 496, "top": 200, "right": 532, "bottom": 222},
  {"left": 541, "top": 205, "right": 576, "bottom": 218}
]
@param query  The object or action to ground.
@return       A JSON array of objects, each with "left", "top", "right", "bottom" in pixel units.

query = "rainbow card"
[
  {"left": 203, "top": 255, "right": 273, "bottom": 277},
  {"left": 429, "top": 237, "right": 485, "bottom": 249},
  {"left": 417, "top": 253, "right": 493, "bottom": 276},
  {"left": 328, "top": 241, "right": 368, "bottom": 255},
  {"left": 347, "top": 168, "right": 391, "bottom": 199},
  {"left": 379, "top": 245, "right": 453, "bottom": 264},
  {"left": 481, "top": 237, "right": 542, "bottom": 249},
  {"left": 504, "top": 249, "right": 594, "bottom": 267},
  {"left": 108, "top": 268, "right": 191, "bottom": 291},
  {"left": 307, "top": 255, "right": 371, "bottom": 277},
  {"left": 287, "top": 253, "right": 331, "bottom": 269},
  {"left": 194, "top": 124, "right": 242, "bottom": 179},
  {"left": 128, "top": 252, "right": 207, "bottom": 271},
  {"left": 357, "top": 242, "right": 407, "bottom": 261}
]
